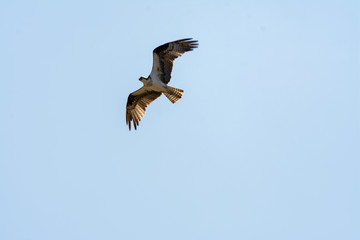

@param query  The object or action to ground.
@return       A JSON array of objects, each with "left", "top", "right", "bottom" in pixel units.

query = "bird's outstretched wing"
[
  {"left": 150, "top": 38, "right": 198, "bottom": 84},
  {"left": 126, "top": 88, "right": 162, "bottom": 130}
]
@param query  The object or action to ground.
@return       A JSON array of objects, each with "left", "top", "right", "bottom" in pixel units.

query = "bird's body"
[
  {"left": 126, "top": 38, "right": 198, "bottom": 130},
  {"left": 141, "top": 76, "right": 166, "bottom": 92}
]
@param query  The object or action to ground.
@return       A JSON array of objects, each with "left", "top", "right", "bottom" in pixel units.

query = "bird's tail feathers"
[{"left": 164, "top": 86, "right": 184, "bottom": 103}]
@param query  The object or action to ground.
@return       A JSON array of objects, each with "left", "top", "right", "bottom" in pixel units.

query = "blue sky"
[{"left": 0, "top": 1, "right": 359, "bottom": 239}]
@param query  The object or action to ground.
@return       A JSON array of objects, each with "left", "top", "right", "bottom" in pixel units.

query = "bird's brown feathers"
[
  {"left": 151, "top": 38, "right": 198, "bottom": 84},
  {"left": 126, "top": 90, "right": 162, "bottom": 130}
]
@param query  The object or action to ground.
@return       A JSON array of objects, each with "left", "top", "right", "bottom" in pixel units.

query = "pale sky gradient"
[{"left": 1, "top": 1, "right": 359, "bottom": 240}]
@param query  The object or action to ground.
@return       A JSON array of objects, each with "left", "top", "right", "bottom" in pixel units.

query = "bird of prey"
[{"left": 126, "top": 38, "right": 198, "bottom": 130}]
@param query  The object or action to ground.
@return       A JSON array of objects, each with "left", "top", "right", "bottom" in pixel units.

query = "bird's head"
[{"left": 139, "top": 76, "right": 147, "bottom": 83}]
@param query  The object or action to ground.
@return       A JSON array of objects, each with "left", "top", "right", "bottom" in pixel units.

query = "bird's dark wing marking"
[
  {"left": 151, "top": 38, "right": 198, "bottom": 84},
  {"left": 126, "top": 89, "right": 162, "bottom": 130}
]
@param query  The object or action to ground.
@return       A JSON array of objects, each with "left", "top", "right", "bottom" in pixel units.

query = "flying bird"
[{"left": 126, "top": 38, "right": 198, "bottom": 130}]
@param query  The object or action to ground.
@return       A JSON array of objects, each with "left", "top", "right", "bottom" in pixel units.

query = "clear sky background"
[{"left": 0, "top": 1, "right": 359, "bottom": 239}]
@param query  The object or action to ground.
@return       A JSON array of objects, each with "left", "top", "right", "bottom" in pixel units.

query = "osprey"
[{"left": 126, "top": 38, "right": 198, "bottom": 130}]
